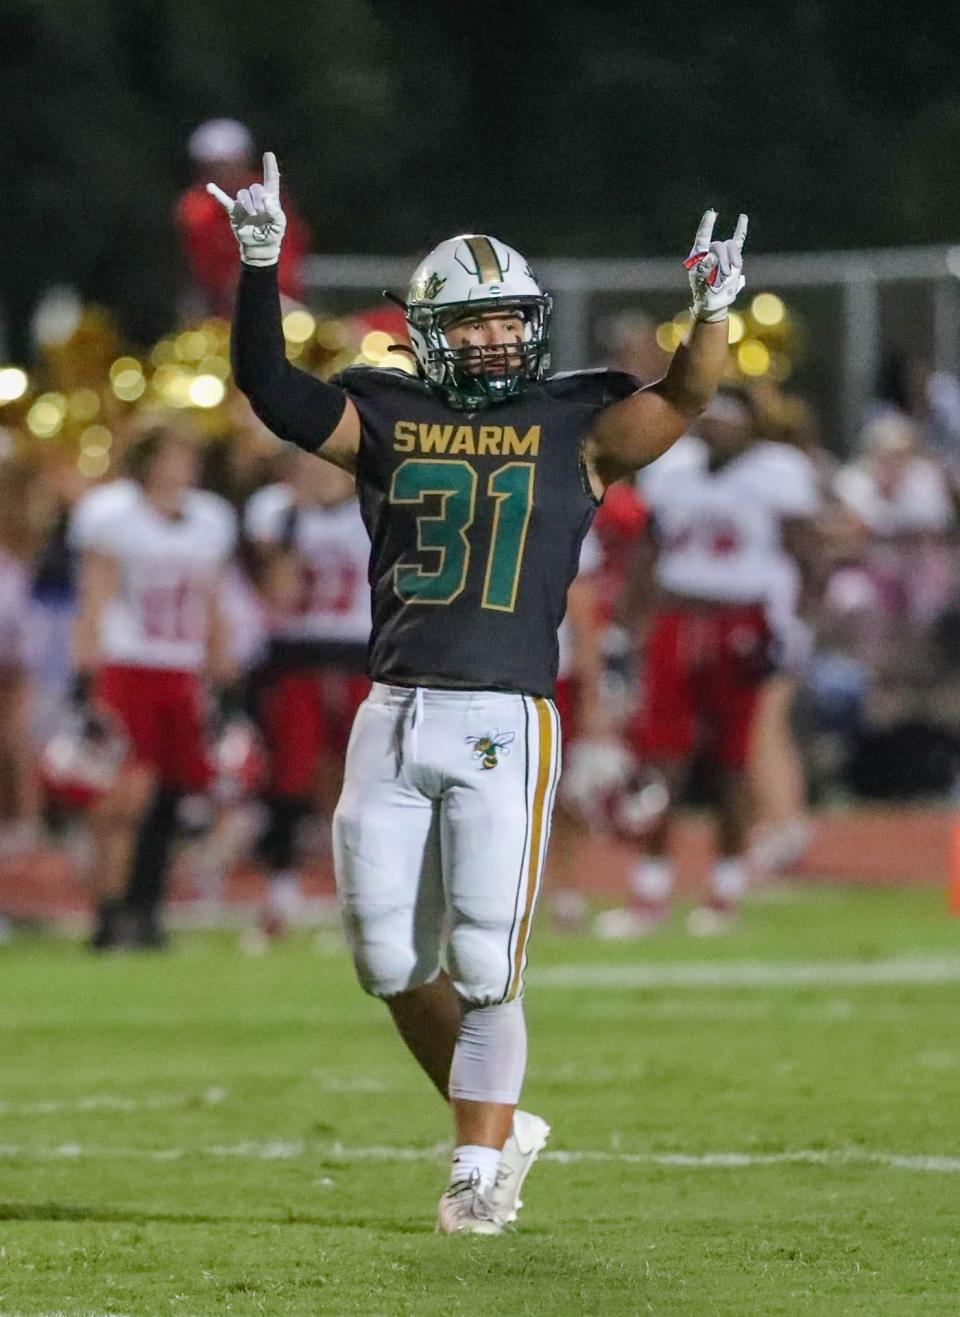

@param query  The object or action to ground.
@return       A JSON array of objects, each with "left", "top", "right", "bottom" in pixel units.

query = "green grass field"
[{"left": 2, "top": 884, "right": 960, "bottom": 1316}]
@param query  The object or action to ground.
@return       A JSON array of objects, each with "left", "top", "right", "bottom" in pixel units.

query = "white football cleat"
[
  {"left": 687, "top": 900, "right": 739, "bottom": 937},
  {"left": 489, "top": 1109, "right": 551, "bottom": 1224},
  {"left": 436, "top": 1169, "right": 504, "bottom": 1236},
  {"left": 594, "top": 901, "right": 670, "bottom": 939},
  {"left": 750, "top": 817, "right": 814, "bottom": 875}
]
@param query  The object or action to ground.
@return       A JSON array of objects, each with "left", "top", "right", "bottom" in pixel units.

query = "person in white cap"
[{"left": 176, "top": 121, "right": 309, "bottom": 316}]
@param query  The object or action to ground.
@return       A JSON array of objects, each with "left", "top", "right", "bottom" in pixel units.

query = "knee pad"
[
  {"left": 340, "top": 903, "right": 441, "bottom": 999},
  {"left": 446, "top": 911, "right": 518, "bottom": 1007},
  {"left": 333, "top": 795, "right": 445, "bottom": 1000},
  {"left": 449, "top": 998, "right": 527, "bottom": 1105}
]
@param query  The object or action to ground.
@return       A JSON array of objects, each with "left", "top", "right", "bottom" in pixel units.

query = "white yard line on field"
[
  {"left": 1, "top": 1140, "right": 959, "bottom": 1175},
  {"left": 533, "top": 955, "right": 960, "bottom": 991},
  {"left": 309, "top": 1072, "right": 394, "bottom": 1092},
  {"left": 6, "top": 958, "right": 957, "bottom": 1031},
  {"left": 0, "top": 1087, "right": 225, "bottom": 1117}
]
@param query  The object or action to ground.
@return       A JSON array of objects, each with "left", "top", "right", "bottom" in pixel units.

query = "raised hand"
[
  {"left": 207, "top": 151, "right": 287, "bottom": 267},
  {"left": 683, "top": 209, "right": 748, "bottom": 322}
]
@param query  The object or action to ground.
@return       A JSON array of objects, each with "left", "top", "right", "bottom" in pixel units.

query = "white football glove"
[
  {"left": 207, "top": 150, "right": 287, "bottom": 267},
  {"left": 683, "top": 209, "right": 748, "bottom": 322}
]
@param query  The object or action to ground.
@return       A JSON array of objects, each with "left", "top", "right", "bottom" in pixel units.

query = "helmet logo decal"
[
  {"left": 465, "top": 235, "right": 504, "bottom": 284},
  {"left": 405, "top": 234, "right": 552, "bottom": 410},
  {"left": 411, "top": 270, "right": 447, "bottom": 301}
]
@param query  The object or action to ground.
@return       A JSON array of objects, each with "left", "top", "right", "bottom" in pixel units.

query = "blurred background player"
[
  {"left": 601, "top": 310, "right": 672, "bottom": 390},
  {"left": 29, "top": 454, "right": 104, "bottom": 747},
  {"left": 747, "top": 392, "right": 832, "bottom": 873},
  {"left": 589, "top": 474, "right": 650, "bottom": 723},
  {"left": 71, "top": 425, "right": 236, "bottom": 949},
  {"left": 542, "top": 531, "right": 608, "bottom": 927},
  {"left": 598, "top": 385, "right": 821, "bottom": 936},
  {"left": 176, "top": 119, "right": 309, "bottom": 318},
  {"left": 244, "top": 449, "right": 370, "bottom": 937},
  {"left": 0, "top": 463, "right": 41, "bottom": 889},
  {"left": 832, "top": 410, "right": 956, "bottom": 699}
]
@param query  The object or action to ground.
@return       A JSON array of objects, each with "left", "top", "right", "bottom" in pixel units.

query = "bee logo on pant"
[{"left": 466, "top": 729, "right": 515, "bottom": 770}]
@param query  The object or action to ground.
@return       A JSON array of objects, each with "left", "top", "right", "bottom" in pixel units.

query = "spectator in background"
[
  {"left": 199, "top": 398, "right": 283, "bottom": 512},
  {"left": 0, "top": 463, "right": 41, "bottom": 862},
  {"left": 872, "top": 350, "right": 960, "bottom": 469},
  {"left": 601, "top": 310, "right": 671, "bottom": 387},
  {"left": 28, "top": 456, "right": 92, "bottom": 744},
  {"left": 176, "top": 120, "right": 310, "bottom": 318},
  {"left": 836, "top": 412, "right": 955, "bottom": 541},
  {"left": 830, "top": 412, "right": 956, "bottom": 699}
]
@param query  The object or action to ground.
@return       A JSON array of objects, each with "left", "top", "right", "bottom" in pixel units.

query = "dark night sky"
[{"left": 4, "top": 0, "right": 960, "bottom": 348}]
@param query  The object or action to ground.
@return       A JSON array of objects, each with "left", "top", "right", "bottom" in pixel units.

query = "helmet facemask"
[
  {"left": 400, "top": 231, "right": 553, "bottom": 409},
  {"left": 408, "top": 296, "right": 552, "bottom": 410}
]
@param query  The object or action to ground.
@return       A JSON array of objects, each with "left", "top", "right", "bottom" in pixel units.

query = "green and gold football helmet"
[{"left": 404, "top": 234, "right": 552, "bottom": 410}]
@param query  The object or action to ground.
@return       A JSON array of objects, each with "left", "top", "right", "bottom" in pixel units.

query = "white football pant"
[{"left": 332, "top": 683, "right": 561, "bottom": 1005}]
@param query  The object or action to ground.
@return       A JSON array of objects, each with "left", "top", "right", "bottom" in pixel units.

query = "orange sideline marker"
[{"left": 948, "top": 820, "right": 960, "bottom": 916}]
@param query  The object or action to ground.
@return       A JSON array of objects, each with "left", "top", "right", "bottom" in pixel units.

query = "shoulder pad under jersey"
[
  {"left": 330, "top": 364, "right": 432, "bottom": 400},
  {"left": 540, "top": 368, "right": 642, "bottom": 408}
]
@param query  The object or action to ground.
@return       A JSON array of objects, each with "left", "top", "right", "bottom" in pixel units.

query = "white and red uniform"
[
  {"left": 635, "top": 437, "right": 819, "bottom": 769},
  {"left": 244, "top": 484, "right": 372, "bottom": 797},
  {"left": 73, "top": 483, "right": 236, "bottom": 790},
  {"left": 69, "top": 479, "right": 139, "bottom": 553}
]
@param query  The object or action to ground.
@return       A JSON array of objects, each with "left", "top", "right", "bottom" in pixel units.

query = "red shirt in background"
[
  {"left": 591, "top": 481, "right": 648, "bottom": 624},
  {"left": 176, "top": 177, "right": 310, "bottom": 315}
]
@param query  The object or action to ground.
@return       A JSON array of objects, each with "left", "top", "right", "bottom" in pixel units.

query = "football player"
[
  {"left": 211, "top": 153, "right": 747, "bottom": 1233},
  {"left": 71, "top": 425, "right": 237, "bottom": 949},
  {"left": 598, "top": 386, "right": 820, "bottom": 938},
  {"left": 245, "top": 450, "right": 371, "bottom": 936}
]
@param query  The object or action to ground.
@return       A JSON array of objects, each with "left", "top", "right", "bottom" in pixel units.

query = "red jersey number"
[
  {"left": 296, "top": 559, "right": 359, "bottom": 618},
  {"left": 141, "top": 580, "right": 203, "bottom": 643}
]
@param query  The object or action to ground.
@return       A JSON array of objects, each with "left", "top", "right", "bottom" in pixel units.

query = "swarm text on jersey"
[{"left": 392, "top": 422, "right": 541, "bottom": 457}]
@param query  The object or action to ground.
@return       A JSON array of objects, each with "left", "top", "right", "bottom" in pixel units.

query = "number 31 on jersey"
[{"left": 390, "top": 458, "right": 534, "bottom": 612}]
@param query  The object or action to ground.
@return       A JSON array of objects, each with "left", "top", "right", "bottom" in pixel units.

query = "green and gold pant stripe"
[{"left": 505, "top": 696, "right": 560, "bottom": 1001}]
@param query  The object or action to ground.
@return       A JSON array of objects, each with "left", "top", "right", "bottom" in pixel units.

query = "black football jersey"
[{"left": 333, "top": 365, "right": 639, "bottom": 698}]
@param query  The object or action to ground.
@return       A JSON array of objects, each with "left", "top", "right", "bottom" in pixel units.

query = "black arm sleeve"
[{"left": 231, "top": 265, "right": 348, "bottom": 452}]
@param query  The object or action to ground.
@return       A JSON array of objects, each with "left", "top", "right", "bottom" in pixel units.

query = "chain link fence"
[{"left": 303, "top": 244, "right": 960, "bottom": 453}]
